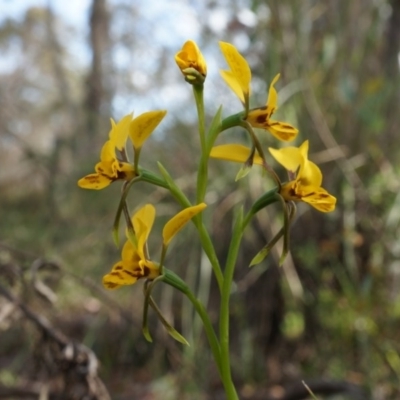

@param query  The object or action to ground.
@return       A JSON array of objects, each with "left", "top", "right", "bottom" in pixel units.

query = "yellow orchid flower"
[
  {"left": 175, "top": 40, "right": 207, "bottom": 83},
  {"left": 103, "top": 204, "right": 158, "bottom": 289},
  {"left": 219, "top": 41, "right": 251, "bottom": 109},
  {"left": 78, "top": 114, "right": 135, "bottom": 190},
  {"left": 103, "top": 203, "right": 207, "bottom": 289},
  {"left": 246, "top": 74, "right": 298, "bottom": 142},
  {"left": 269, "top": 140, "right": 336, "bottom": 212}
]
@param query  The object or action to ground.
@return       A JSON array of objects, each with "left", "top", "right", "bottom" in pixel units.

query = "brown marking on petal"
[
  {"left": 114, "top": 265, "right": 123, "bottom": 271},
  {"left": 104, "top": 282, "right": 119, "bottom": 289},
  {"left": 256, "top": 115, "right": 267, "bottom": 124},
  {"left": 110, "top": 271, "right": 123, "bottom": 279},
  {"left": 280, "top": 123, "right": 296, "bottom": 130},
  {"left": 318, "top": 193, "right": 330, "bottom": 199},
  {"left": 84, "top": 175, "right": 100, "bottom": 183},
  {"left": 123, "top": 269, "right": 140, "bottom": 278}
]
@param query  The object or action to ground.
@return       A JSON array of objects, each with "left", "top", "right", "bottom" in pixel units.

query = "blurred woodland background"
[{"left": 1, "top": 0, "right": 400, "bottom": 399}]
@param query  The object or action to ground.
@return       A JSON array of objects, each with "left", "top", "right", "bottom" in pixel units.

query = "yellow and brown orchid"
[
  {"left": 78, "top": 114, "right": 135, "bottom": 190},
  {"left": 219, "top": 43, "right": 298, "bottom": 142},
  {"left": 246, "top": 74, "right": 298, "bottom": 142},
  {"left": 78, "top": 110, "right": 166, "bottom": 190},
  {"left": 269, "top": 140, "right": 336, "bottom": 212},
  {"left": 175, "top": 40, "right": 207, "bottom": 83},
  {"left": 103, "top": 203, "right": 207, "bottom": 289}
]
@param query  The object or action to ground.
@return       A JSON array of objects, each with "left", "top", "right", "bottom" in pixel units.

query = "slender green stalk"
[
  {"left": 184, "top": 289, "right": 223, "bottom": 376},
  {"left": 193, "top": 85, "right": 206, "bottom": 152},
  {"left": 193, "top": 84, "right": 209, "bottom": 205},
  {"left": 163, "top": 270, "right": 222, "bottom": 375},
  {"left": 218, "top": 208, "right": 244, "bottom": 400}
]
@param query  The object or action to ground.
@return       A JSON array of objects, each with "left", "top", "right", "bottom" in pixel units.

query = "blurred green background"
[{"left": 1, "top": 0, "right": 400, "bottom": 399}]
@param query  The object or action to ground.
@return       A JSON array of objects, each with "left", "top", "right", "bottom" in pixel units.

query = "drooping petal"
[
  {"left": 219, "top": 42, "right": 251, "bottom": 105},
  {"left": 210, "top": 144, "right": 264, "bottom": 165},
  {"left": 163, "top": 203, "right": 207, "bottom": 246},
  {"left": 266, "top": 120, "right": 299, "bottom": 142},
  {"left": 77, "top": 173, "right": 112, "bottom": 190},
  {"left": 129, "top": 111, "right": 167, "bottom": 150},
  {"left": 102, "top": 260, "right": 141, "bottom": 289},
  {"left": 298, "top": 187, "right": 337, "bottom": 213},
  {"left": 109, "top": 113, "right": 133, "bottom": 151},
  {"left": 175, "top": 40, "right": 207, "bottom": 76}
]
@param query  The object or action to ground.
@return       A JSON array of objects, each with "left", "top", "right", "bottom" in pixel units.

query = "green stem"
[
  {"left": 163, "top": 270, "right": 222, "bottom": 375},
  {"left": 218, "top": 208, "right": 244, "bottom": 400},
  {"left": 193, "top": 217, "right": 224, "bottom": 293},
  {"left": 193, "top": 85, "right": 206, "bottom": 153},
  {"left": 193, "top": 85, "right": 209, "bottom": 205},
  {"left": 220, "top": 112, "right": 245, "bottom": 134}
]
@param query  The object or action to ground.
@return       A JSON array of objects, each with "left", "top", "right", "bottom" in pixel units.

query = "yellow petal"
[
  {"left": 95, "top": 160, "right": 116, "bottom": 178},
  {"left": 298, "top": 159, "right": 323, "bottom": 188},
  {"left": 219, "top": 70, "right": 246, "bottom": 104},
  {"left": 102, "top": 260, "right": 140, "bottom": 289},
  {"left": 121, "top": 240, "right": 141, "bottom": 262},
  {"left": 163, "top": 203, "right": 207, "bottom": 246},
  {"left": 267, "top": 120, "right": 299, "bottom": 142},
  {"left": 109, "top": 113, "right": 133, "bottom": 150},
  {"left": 175, "top": 40, "right": 207, "bottom": 76},
  {"left": 210, "top": 144, "right": 263, "bottom": 165},
  {"left": 132, "top": 204, "right": 156, "bottom": 259},
  {"left": 266, "top": 73, "right": 280, "bottom": 115},
  {"left": 77, "top": 173, "right": 112, "bottom": 190},
  {"left": 299, "top": 187, "right": 337, "bottom": 213},
  {"left": 219, "top": 42, "right": 251, "bottom": 104},
  {"left": 268, "top": 146, "right": 303, "bottom": 172},
  {"left": 100, "top": 140, "right": 115, "bottom": 162},
  {"left": 129, "top": 110, "right": 167, "bottom": 149},
  {"left": 133, "top": 204, "right": 156, "bottom": 238}
]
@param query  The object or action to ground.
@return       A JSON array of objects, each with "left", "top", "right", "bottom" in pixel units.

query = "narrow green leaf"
[
  {"left": 142, "top": 281, "right": 153, "bottom": 343},
  {"left": 249, "top": 227, "right": 284, "bottom": 267},
  {"left": 250, "top": 248, "right": 270, "bottom": 267},
  {"left": 140, "top": 168, "right": 169, "bottom": 188},
  {"left": 235, "top": 164, "right": 252, "bottom": 181},
  {"left": 148, "top": 296, "right": 190, "bottom": 346}
]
